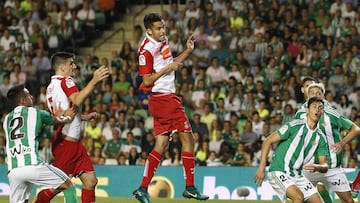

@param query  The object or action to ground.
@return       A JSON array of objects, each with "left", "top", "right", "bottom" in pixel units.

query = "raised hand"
[
  {"left": 92, "top": 65, "right": 110, "bottom": 84},
  {"left": 186, "top": 34, "right": 195, "bottom": 51}
]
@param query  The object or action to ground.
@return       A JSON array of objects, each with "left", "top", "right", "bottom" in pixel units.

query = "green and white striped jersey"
[
  {"left": 269, "top": 118, "right": 329, "bottom": 178},
  {"left": 295, "top": 101, "right": 353, "bottom": 168},
  {"left": 3, "top": 106, "right": 54, "bottom": 171}
]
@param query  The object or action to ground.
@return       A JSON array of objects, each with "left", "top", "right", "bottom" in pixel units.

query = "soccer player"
[
  {"left": 4, "top": 84, "right": 74, "bottom": 203},
  {"left": 132, "top": 13, "right": 209, "bottom": 203},
  {"left": 296, "top": 83, "right": 360, "bottom": 203},
  {"left": 46, "top": 52, "right": 109, "bottom": 203},
  {"left": 254, "top": 97, "right": 329, "bottom": 203}
]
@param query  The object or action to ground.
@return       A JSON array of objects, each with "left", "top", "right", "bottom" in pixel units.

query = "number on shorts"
[
  {"left": 279, "top": 175, "right": 288, "bottom": 182},
  {"left": 304, "top": 182, "right": 313, "bottom": 191},
  {"left": 10, "top": 117, "right": 24, "bottom": 140}
]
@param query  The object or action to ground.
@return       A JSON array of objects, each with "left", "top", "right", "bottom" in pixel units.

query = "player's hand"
[
  {"left": 53, "top": 104, "right": 75, "bottom": 123},
  {"left": 304, "top": 164, "right": 317, "bottom": 173},
  {"left": 186, "top": 34, "right": 195, "bottom": 51},
  {"left": 254, "top": 169, "right": 265, "bottom": 186},
  {"left": 63, "top": 106, "right": 76, "bottom": 119},
  {"left": 82, "top": 112, "right": 99, "bottom": 121},
  {"left": 331, "top": 141, "right": 345, "bottom": 153},
  {"left": 92, "top": 65, "right": 110, "bottom": 84},
  {"left": 88, "top": 112, "right": 99, "bottom": 120},
  {"left": 167, "top": 62, "right": 183, "bottom": 73}
]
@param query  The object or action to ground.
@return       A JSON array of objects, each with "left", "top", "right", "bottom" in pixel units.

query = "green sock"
[
  {"left": 319, "top": 189, "right": 332, "bottom": 203},
  {"left": 63, "top": 186, "right": 78, "bottom": 203}
]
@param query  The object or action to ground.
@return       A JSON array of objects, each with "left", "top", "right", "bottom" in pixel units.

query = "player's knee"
[
  {"left": 62, "top": 179, "right": 74, "bottom": 189},
  {"left": 84, "top": 176, "right": 98, "bottom": 189},
  {"left": 342, "top": 197, "right": 354, "bottom": 203},
  {"left": 290, "top": 193, "right": 304, "bottom": 202}
]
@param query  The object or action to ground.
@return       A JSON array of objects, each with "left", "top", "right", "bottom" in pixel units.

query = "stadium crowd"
[{"left": 0, "top": 0, "right": 360, "bottom": 169}]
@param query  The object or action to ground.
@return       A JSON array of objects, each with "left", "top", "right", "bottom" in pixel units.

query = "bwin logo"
[{"left": 10, "top": 144, "right": 31, "bottom": 157}]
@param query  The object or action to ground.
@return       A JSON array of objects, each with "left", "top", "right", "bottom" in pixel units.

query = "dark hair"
[
  {"left": 143, "top": 13, "right": 163, "bottom": 29},
  {"left": 302, "top": 76, "right": 317, "bottom": 86},
  {"left": 7, "top": 84, "right": 26, "bottom": 106},
  {"left": 307, "top": 97, "right": 324, "bottom": 108},
  {"left": 50, "top": 52, "right": 75, "bottom": 70}
]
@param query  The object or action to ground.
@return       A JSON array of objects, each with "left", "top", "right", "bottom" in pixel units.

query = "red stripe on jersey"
[
  {"left": 139, "top": 82, "right": 153, "bottom": 92},
  {"left": 138, "top": 50, "right": 154, "bottom": 76},
  {"left": 60, "top": 77, "right": 79, "bottom": 97}
]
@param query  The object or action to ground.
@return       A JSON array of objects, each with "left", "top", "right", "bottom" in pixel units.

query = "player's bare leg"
[{"left": 79, "top": 172, "right": 98, "bottom": 203}]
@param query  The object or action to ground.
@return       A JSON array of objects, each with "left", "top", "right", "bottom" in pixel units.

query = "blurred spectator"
[
  {"left": 90, "top": 148, "right": 105, "bottom": 165},
  {"left": 77, "top": 0, "right": 95, "bottom": 40},
  {"left": 239, "top": 121, "right": 258, "bottom": 147},
  {"left": 9, "top": 63, "right": 26, "bottom": 85},
  {"left": 47, "top": 25, "right": 63, "bottom": 55},
  {"left": 97, "top": 0, "right": 115, "bottom": 24},
  {"left": 128, "top": 147, "right": 140, "bottom": 165},
  {"left": 231, "top": 143, "right": 251, "bottom": 166},
  {"left": 338, "top": 94, "right": 354, "bottom": 118},
  {"left": 39, "top": 137, "right": 53, "bottom": 163},
  {"left": 0, "top": 74, "right": 12, "bottom": 98},
  {"left": 121, "top": 131, "right": 141, "bottom": 155},
  {"left": 120, "top": 117, "right": 142, "bottom": 141},
  {"left": 141, "top": 132, "right": 155, "bottom": 154},
  {"left": 209, "top": 129, "right": 223, "bottom": 154},
  {"left": 206, "top": 57, "right": 227, "bottom": 85},
  {"left": 195, "top": 140, "right": 210, "bottom": 166},
  {"left": 57, "top": 2, "right": 71, "bottom": 25},
  {"left": 32, "top": 49, "right": 51, "bottom": 85},
  {"left": 58, "top": 20, "right": 74, "bottom": 52},
  {"left": 0, "top": 28, "right": 16, "bottom": 51},
  {"left": 85, "top": 119, "right": 103, "bottom": 149},
  {"left": 102, "top": 116, "right": 121, "bottom": 142}
]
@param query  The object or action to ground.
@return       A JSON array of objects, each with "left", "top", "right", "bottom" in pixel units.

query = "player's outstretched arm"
[
  {"left": 70, "top": 65, "right": 109, "bottom": 106},
  {"left": 53, "top": 106, "right": 76, "bottom": 125},
  {"left": 142, "top": 62, "right": 183, "bottom": 87},
  {"left": 81, "top": 112, "right": 99, "bottom": 121},
  {"left": 332, "top": 123, "right": 360, "bottom": 152},
  {"left": 173, "top": 34, "right": 195, "bottom": 63},
  {"left": 254, "top": 132, "right": 280, "bottom": 186},
  {"left": 304, "top": 156, "right": 328, "bottom": 173}
]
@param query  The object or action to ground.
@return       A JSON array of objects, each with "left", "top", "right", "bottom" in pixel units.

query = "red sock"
[
  {"left": 81, "top": 188, "right": 95, "bottom": 203},
  {"left": 140, "top": 150, "right": 162, "bottom": 188},
  {"left": 182, "top": 151, "right": 195, "bottom": 187},
  {"left": 353, "top": 172, "right": 360, "bottom": 190},
  {"left": 34, "top": 189, "right": 54, "bottom": 203}
]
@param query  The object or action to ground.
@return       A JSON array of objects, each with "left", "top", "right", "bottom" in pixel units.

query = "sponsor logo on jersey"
[
  {"left": 161, "top": 45, "right": 172, "bottom": 60},
  {"left": 279, "top": 125, "right": 288, "bottom": 134},
  {"left": 184, "top": 121, "right": 190, "bottom": 130},
  {"left": 9, "top": 144, "right": 32, "bottom": 157},
  {"left": 65, "top": 78, "right": 76, "bottom": 88},
  {"left": 139, "top": 55, "right": 146, "bottom": 65}
]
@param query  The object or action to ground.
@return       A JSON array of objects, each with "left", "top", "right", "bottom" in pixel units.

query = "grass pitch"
[{"left": 0, "top": 196, "right": 349, "bottom": 202}]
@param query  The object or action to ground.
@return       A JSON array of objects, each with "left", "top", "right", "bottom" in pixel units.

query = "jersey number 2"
[{"left": 10, "top": 117, "right": 24, "bottom": 140}]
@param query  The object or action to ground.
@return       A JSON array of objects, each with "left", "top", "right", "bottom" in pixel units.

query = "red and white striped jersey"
[
  {"left": 46, "top": 75, "right": 82, "bottom": 140},
  {"left": 138, "top": 33, "right": 175, "bottom": 93}
]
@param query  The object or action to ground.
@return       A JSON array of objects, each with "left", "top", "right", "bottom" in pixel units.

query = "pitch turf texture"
[{"left": 0, "top": 196, "right": 350, "bottom": 202}]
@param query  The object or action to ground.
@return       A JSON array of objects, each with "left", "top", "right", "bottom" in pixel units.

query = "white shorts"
[
  {"left": 268, "top": 171, "right": 318, "bottom": 203},
  {"left": 303, "top": 168, "right": 350, "bottom": 192},
  {"left": 8, "top": 163, "right": 69, "bottom": 203}
]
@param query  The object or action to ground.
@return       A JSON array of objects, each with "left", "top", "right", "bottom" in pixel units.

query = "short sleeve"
[
  {"left": 138, "top": 50, "right": 154, "bottom": 76},
  {"left": 38, "top": 109, "right": 54, "bottom": 125},
  {"left": 61, "top": 77, "right": 79, "bottom": 97},
  {"left": 277, "top": 123, "right": 290, "bottom": 140}
]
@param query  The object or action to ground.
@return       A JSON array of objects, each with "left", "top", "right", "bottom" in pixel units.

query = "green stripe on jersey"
[
  {"left": 4, "top": 106, "right": 50, "bottom": 170},
  {"left": 269, "top": 119, "right": 328, "bottom": 177},
  {"left": 294, "top": 100, "right": 353, "bottom": 168}
]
